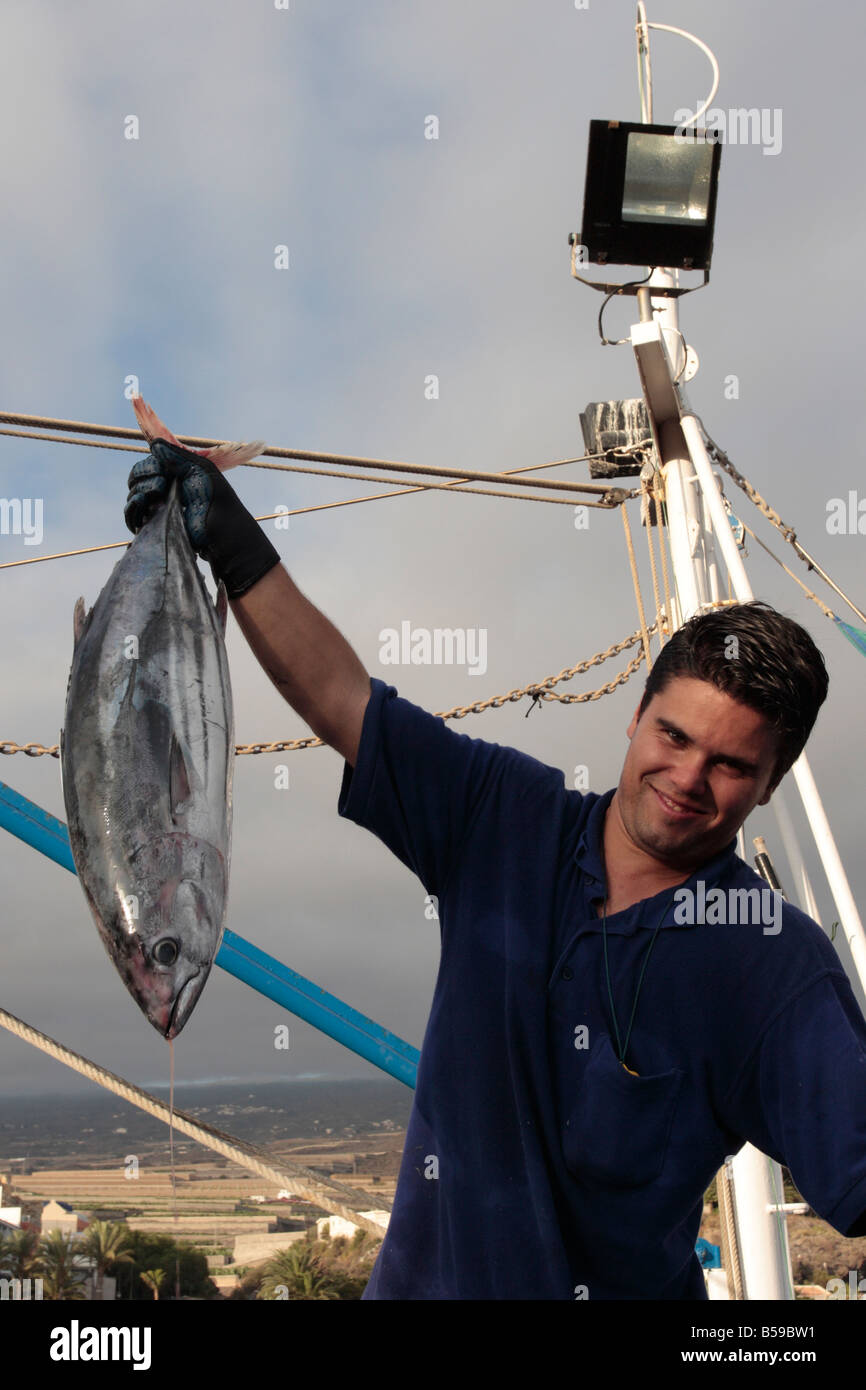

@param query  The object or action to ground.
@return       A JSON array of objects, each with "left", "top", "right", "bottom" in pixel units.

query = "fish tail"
[
  {"left": 132, "top": 394, "right": 185, "bottom": 450},
  {"left": 132, "top": 395, "right": 264, "bottom": 472}
]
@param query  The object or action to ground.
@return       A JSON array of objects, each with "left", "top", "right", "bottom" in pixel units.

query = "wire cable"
[
  {"left": 636, "top": 2, "right": 653, "bottom": 122},
  {"left": 0, "top": 412, "right": 623, "bottom": 500},
  {"left": 0, "top": 448, "right": 643, "bottom": 574},
  {"left": 598, "top": 272, "right": 655, "bottom": 346},
  {"left": 645, "top": 20, "right": 720, "bottom": 126}
]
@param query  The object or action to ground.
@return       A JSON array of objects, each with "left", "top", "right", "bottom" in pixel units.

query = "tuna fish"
[{"left": 60, "top": 397, "right": 264, "bottom": 1037}]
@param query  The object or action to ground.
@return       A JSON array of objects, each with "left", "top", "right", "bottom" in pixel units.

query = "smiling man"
[
  {"left": 126, "top": 451, "right": 866, "bottom": 1302},
  {"left": 614, "top": 681, "right": 778, "bottom": 871},
  {"left": 602, "top": 647, "right": 791, "bottom": 913}
]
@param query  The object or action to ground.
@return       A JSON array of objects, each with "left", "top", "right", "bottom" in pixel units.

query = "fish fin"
[
  {"left": 215, "top": 580, "right": 228, "bottom": 634},
  {"left": 72, "top": 597, "right": 93, "bottom": 649},
  {"left": 169, "top": 732, "right": 193, "bottom": 823},
  {"left": 132, "top": 395, "right": 264, "bottom": 473},
  {"left": 199, "top": 439, "right": 266, "bottom": 472}
]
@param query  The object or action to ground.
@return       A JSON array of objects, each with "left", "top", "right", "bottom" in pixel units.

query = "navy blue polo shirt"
[{"left": 338, "top": 678, "right": 866, "bottom": 1300}]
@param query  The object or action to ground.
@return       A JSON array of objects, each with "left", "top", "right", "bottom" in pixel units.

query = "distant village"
[{"left": 0, "top": 1155, "right": 395, "bottom": 1300}]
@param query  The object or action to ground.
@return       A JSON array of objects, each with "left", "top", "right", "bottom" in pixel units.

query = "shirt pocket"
[{"left": 561, "top": 1033, "right": 685, "bottom": 1188}]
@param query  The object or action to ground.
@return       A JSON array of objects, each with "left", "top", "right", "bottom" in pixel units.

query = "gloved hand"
[{"left": 125, "top": 438, "right": 281, "bottom": 599}]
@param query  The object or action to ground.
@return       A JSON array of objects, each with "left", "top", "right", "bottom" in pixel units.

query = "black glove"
[{"left": 125, "top": 438, "right": 281, "bottom": 599}]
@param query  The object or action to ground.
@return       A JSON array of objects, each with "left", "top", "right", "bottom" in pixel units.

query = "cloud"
[{"left": 1, "top": 0, "right": 864, "bottom": 1094}]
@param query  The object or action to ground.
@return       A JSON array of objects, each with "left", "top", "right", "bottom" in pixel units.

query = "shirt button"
[{"left": 561, "top": 966, "right": 574, "bottom": 981}]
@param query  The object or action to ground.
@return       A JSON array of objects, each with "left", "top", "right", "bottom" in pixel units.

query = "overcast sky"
[{"left": 1, "top": 0, "right": 864, "bottom": 1101}]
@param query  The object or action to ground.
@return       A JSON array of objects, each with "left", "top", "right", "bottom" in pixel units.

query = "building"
[
  {"left": 316, "top": 1212, "right": 390, "bottom": 1241},
  {"left": 40, "top": 1200, "right": 89, "bottom": 1236}
]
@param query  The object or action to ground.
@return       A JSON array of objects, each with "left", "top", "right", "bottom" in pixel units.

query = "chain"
[
  {"left": 0, "top": 742, "right": 60, "bottom": 758},
  {"left": 1, "top": 624, "right": 656, "bottom": 759},
  {"left": 433, "top": 625, "right": 654, "bottom": 720},
  {"left": 699, "top": 421, "right": 796, "bottom": 542}
]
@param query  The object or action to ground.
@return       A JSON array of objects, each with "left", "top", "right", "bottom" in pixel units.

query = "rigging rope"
[
  {"left": 739, "top": 518, "right": 835, "bottom": 621},
  {"left": 641, "top": 469, "right": 666, "bottom": 647},
  {"left": 700, "top": 421, "right": 866, "bottom": 626},
  {"left": 0, "top": 428, "right": 645, "bottom": 573},
  {"left": 0, "top": 486, "right": 617, "bottom": 573},
  {"left": 716, "top": 1159, "right": 745, "bottom": 1300},
  {"left": 0, "top": 1003, "right": 390, "bottom": 1237},
  {"left": 654, "top": 472, "right": 675, "bottom": 637},
  {"left": 0, "top": 411, "right": 634, "bottom": 501},
  {"left": 621, "top": 505, "right": 653, "bottom": 670},
  {"left": 4, "top": 409, "right": 861, "bottom": 628},
  {"left": 0, "top": 483, "right": 619, "bottom": 575}
]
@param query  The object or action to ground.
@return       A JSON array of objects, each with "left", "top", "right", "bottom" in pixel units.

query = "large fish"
[{"left": 60, "top": 397, "right": 264, "bottom": 1038}]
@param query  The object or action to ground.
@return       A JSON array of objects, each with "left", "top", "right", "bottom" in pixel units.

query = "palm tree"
[
  {"left": 259, "top": 1243, "right": 339, "bottom": 1300},
  {"left": 140, "top": 1268, "right": 165, "bottom": 1301},
  {"left": 38, "top": 1230, "right": 87, "bottom": 1300},
  {"left": 80, "top": 1220, "right": 135, "bottom": 1301},
  {"left": 3, "top": 1228, "right": 40, "bottom": 1280}
]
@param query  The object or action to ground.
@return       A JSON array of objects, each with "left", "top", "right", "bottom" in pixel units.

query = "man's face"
[{"left": 614, "top": 676, "right": 782, "bottom": 872}]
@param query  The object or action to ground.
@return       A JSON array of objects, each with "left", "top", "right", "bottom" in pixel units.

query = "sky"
[{"left": 1, "top": 0, "right": 865, "bottom": 1108}]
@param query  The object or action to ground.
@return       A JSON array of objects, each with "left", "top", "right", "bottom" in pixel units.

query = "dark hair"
[{"left": 637, "top": 601, "right": 829, "bottom": 787}]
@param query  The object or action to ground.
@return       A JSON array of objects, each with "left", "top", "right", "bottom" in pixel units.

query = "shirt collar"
[{"left": 575, "top": 786, "right": 739, "bottom": 930}]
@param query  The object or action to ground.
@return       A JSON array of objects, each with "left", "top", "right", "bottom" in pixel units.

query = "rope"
[
  {"left": 739, "top": 518, "right": 835, "bottom": 621},
  {"left": 0, "top": 434, "right": 622, "bottom": 515},
  {"left": 0, "top": 1003, "right": 390, "bottom": 1236},
  {"left": 621, "top": 505, "right": 653, "bottom": 670},
  {"left": 716, "top": 1160, "right": 745, "bottom": 1300},
  {"left": 0, "top": 486, "right": 621, "bottom": 573},
  {"left": 655, "top": 472, "right": 675, "bottom": 638},
  {"left": 699, "top": 422, "right": 866, "bottom": 626},
  {"left": 0, "top": 423, "right": 622, "bottom": 504},
  {"left": 701, "top": 426, "right": 795, "bottom": 538},
  {"left": 641, "top": 473, "right": 666, "bottom": 646},
  {"left": 0, "top": 437, "right": 645, "bottom": 575},
  {"left": 0, "top": 411, "right": 635, "bottom": 501},
  {"left": 0, "top": 624, "right": 656, "bottom": 759},
  {"left": 0, "top": 484, "right": 620, "bottom": 576}
]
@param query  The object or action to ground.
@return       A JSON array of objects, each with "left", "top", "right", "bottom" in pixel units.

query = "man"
[{"left": 127, "top": 437, "right": 866, "bottom": 1300}]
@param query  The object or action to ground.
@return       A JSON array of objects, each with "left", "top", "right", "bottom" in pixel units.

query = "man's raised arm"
[
  {"left": 124, "top": 430, "right": 370, "bottom": 768},
  {"left": 230, "top": 564, "right": 370, "bottom": 768}
]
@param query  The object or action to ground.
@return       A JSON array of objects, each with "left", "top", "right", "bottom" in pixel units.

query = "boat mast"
[{"left": 627, "top": 2, "right": 866, "bottom": 1300}]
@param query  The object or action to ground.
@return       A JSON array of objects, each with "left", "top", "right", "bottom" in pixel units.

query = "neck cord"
[{"left": 602, "top": 891, "right": 678, "bottom": 1075}]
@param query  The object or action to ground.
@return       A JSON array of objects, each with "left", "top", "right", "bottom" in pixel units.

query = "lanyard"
[{"left": 601, "top": 891, "right": 678, "bottom": 1075}]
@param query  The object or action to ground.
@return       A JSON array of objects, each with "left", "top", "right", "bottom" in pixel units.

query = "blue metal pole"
[
  {"left": 0, "top": 780, "right": 76, "bottom": 873},
  {"left": 218, "top": 929, "right": 418, "bottom": 1088},
  {"left": 0, "top": 779, "right": 419, "bottom": 1088}
]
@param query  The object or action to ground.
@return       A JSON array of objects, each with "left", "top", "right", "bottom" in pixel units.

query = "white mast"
[{"left": 626, "top": 3, "right": 866, "bottom": 1300}]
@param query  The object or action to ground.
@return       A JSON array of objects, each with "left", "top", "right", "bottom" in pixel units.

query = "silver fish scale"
[{"left": 61, "top": 483, "right": 233, "bottom": 1037}]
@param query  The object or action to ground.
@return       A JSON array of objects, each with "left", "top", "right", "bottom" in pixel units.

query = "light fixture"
[{"left": 579, "top": 119, "right": 721, "bottom": 273}]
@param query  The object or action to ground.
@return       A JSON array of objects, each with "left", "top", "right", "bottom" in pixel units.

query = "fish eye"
[{"left": 152, "top": 938, "right": 179, "bottom": 966}]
